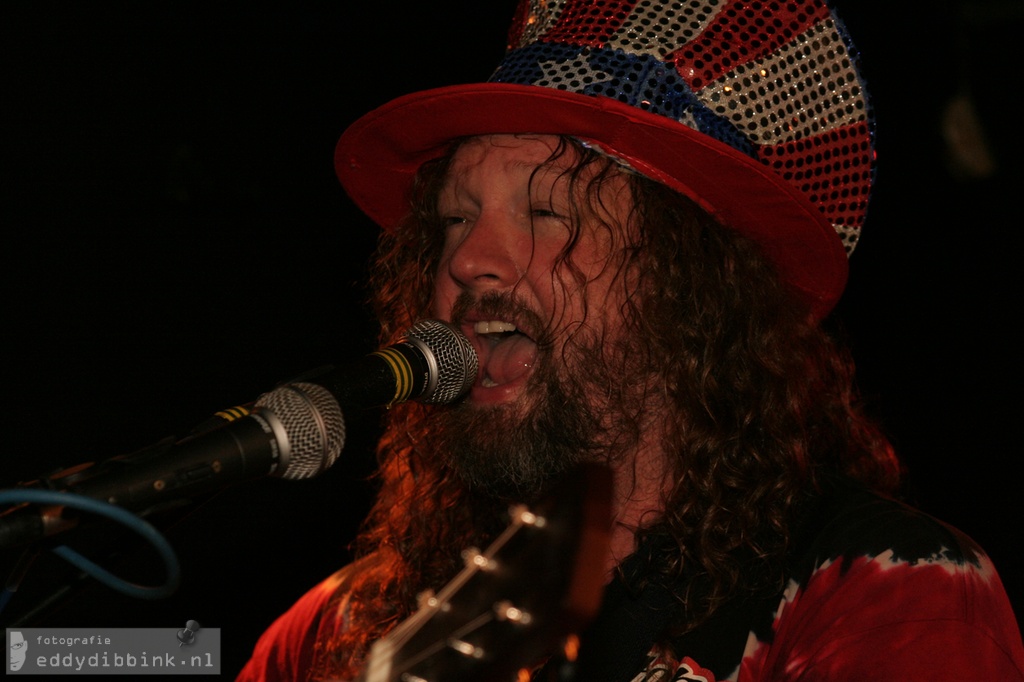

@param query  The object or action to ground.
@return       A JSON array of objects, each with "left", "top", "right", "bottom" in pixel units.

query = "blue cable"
[{"left": 0, "top": 489, "right": 181, "bottom": 601}]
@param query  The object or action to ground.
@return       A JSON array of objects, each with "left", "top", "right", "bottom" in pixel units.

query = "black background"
[{"left": 3, "top": 2, "right": 1022, "bottom": 678}]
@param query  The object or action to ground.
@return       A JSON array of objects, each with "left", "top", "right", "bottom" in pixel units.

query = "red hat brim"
[{"left": 335, "top": 83, "right": 848, "bottom": 318}]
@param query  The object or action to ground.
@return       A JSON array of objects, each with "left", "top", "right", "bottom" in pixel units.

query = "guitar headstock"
[{"left": 361, "top": 463, "right": 612, "bottom": 682}]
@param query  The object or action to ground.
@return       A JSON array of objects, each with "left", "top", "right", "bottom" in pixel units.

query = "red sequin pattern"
[{"left": 504, "top": 0, "right": 874, "bottom": 255}]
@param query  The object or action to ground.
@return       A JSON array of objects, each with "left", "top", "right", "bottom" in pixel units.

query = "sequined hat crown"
[{"left": 336, "top": 0, "right": 875, "bottom": 318}]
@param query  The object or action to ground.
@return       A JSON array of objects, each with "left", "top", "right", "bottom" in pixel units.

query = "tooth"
[{"left": 474, "top": 321, "right": 517, "bottom": 334}]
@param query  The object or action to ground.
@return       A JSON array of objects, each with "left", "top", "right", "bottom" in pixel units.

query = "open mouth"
[{"left": 471, "top": 319, "right": 538, "bottom": 390}]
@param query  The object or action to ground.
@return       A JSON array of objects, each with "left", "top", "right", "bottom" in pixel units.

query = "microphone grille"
[
  {"left": 255, "top": 382, "right": 346, "bottom": 479},
  {"left": 408, "top": 319, "right": 478, "bottom": 405}
]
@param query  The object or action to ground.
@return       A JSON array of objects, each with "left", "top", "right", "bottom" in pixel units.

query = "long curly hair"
[{"left": 311, "top": 136, "right": 902, "bottom": 679}]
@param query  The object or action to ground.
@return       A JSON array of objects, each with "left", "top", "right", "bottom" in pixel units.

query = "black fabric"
[
  {"left": 572, "top": 568, "right": 680, "bottom": 681},
  {"left": 532, "top": 541, "right": 680, "bottom": 682},
  {"left": 563, "top": 551, "right": 780, "bottom": 681}
]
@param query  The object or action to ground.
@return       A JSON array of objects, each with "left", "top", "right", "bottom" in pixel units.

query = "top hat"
[{"left": 335, "top": 0, "right": 875, "bottom": 319}]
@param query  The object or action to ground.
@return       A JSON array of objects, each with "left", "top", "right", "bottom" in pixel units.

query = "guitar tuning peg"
[
  {"left": 448, "top": 638, "right": 485, "bottom": 659},
  {"left": 494, "top": 599, "right": 533, "bottom": 625},
  {"left": 399, "top": 674, "right": 428, "bottom": 682},
  {"left": 461, "top": 547, "right": 497, "bottom": 571},
  {"left": 415, "top": 588, "right": 438, "bottom": 609},
  {"left": 509, "top": 503, "right": 547, "bottom": 528}
]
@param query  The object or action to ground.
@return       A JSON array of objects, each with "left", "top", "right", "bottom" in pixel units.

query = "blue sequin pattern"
[{"left": 491, "top": 43, "right": 757, "bottom": 158}]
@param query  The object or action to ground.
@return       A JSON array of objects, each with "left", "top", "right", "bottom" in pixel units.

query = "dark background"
[{"left": 3, "top": 2, "right": 1022, "bottom": 678}]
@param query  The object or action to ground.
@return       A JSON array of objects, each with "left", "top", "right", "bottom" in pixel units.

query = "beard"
[
  {"left": 426, "top": 360, "right": 599, "bottom": 499},
  {"left": 420, "top": 307, "right": 642, "bottom": 500}
]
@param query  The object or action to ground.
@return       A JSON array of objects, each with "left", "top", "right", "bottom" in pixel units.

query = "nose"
[{"left": 443, "top": 211, "right": 526, "bottom": 293}]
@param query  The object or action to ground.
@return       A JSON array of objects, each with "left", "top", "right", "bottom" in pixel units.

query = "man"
[
  {"left": 9, "top": 631, "right": 28, "bottom": 672},
  {"left": 239, "top": 0, "right": 1024, "bottom": 679}
]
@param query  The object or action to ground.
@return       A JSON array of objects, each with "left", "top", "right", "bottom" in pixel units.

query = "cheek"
[
  {"left": 430, "top": 271, "right": 458, "bottom": 319},
  {"left": 566, "top": 252, "right": 636, "bottom": 334},
  {"left": 557, "top": 238, "right": 620, "bottom": 298}
]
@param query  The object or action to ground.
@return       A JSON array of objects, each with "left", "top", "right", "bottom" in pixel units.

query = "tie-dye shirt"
[{"left": 609, "top": 480, "right": 1024, "bottom": 680}]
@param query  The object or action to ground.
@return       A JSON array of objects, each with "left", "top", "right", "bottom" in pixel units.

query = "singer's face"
[
  {"left": 432, "top": 134, "right": 636, "bottom": 408},
  {"left": 426, "top": 135, "right": 646, "bottom": 495}
]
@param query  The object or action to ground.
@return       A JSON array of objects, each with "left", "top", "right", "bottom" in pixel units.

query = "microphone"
[
  {"left": 0, "top": 320, "right": 477, "bottom": 549},
  {"left": 305, "top": 318, "right": 478, "bottom": 408}
]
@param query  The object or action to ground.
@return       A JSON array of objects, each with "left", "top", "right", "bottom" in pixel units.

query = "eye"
[
  {"left": 531, "top": 207, "right": 562, "bottom": 219},
  {"left": 529, "top": 205, "right": 571, "bottom": 238},
  {"left": 530, "top": 199, "right": 571, "bottom": 224},
  {"left": 441, "top": 215, "right": 467, "bottom": 229}
]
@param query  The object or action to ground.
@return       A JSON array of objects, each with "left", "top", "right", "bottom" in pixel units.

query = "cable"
[{"left": 0, "top": 489, "right": 181, "bottom": 604}]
